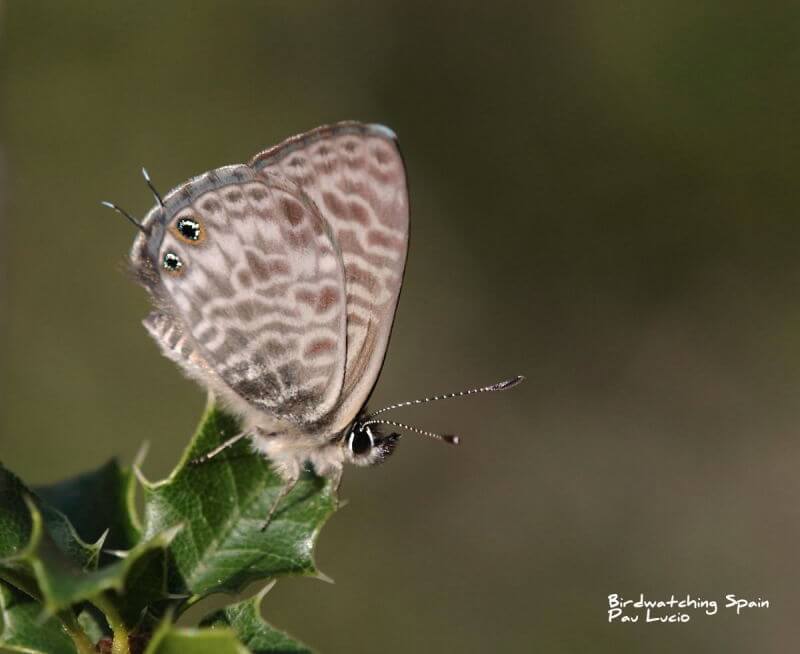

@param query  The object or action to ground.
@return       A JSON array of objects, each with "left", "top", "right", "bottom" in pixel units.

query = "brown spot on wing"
[
  {"left": 346, "top": 293, "right": 378, "bottom": 312},
  {"left": 245, "top": 250, "right": 291, "bottom": 280},
  {"left": 347, "top": 200, "right": 371, "bottom": 226},
  {"left": 256, "top": 281, "right": 291, "bottom": 298},
  {"left": 372, "top": 146, "right": 390, "bottom": 165},
  {"left": 202, "top": 199, "right": 221, "bottom": 212},
  {"left": 367, "top": 230, "right": 404, "bottom": 251},
  {"left": 295, "top": 288, "right": 317, "bottom": 306},
  {"left": 304, "top": 338, "right": 336, "bottom": 359},
  {"left": 281, "top": 197, "right": 305, "bottom": 226},
  {"left": 322, "top": 191, "right": 345, "bottom": 218},
  {"left": 286, "top": 228, "right": 313, "bottom": 249},
  {"left": 249, "top": 187, "right": 267, "bottom": 202},
  {"left": 264, "top": 339, "right": 290, "bottom": 357},
  {"left": 337, "top": 230, "right": 399, "bottom": 268},
  {"left": 346, "top": 312, "right": 369, "bottom": 326},
  {"left": 317, "top": 286, "right": 340, "bottom": 313},
  {"left": 344, "top": 262, "right": 379, "bottom": 292}
]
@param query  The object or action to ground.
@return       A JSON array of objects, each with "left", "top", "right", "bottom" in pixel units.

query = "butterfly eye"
[
  {"left": 162, "top": 252, "right": 183, "bottom": 273},
  {"left": 176, "top": 217, "right": 203, "bottom": 242},
  {"left": 348, "top": 426, "right": 373, "bottom": 456}
]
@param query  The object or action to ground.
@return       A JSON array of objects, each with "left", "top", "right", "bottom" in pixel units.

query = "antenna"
[
  {"left": 141, "top": 167, "right": 164, "bottom": 208},
  {"left": 362, "top": 419, "right": 460, "bottom": 445},
  {"left": 367, "top": 375, "right": 525, "bottom": 419},
  {"left": 100, "top": 201, "right": 148, "bottom": 233}
]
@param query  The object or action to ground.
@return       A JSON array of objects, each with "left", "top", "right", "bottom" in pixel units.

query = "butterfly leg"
[
  {"left": 260, "top": 475, "right": 299, "bottom": 532},
  {"left": 190, "top": 432, "right": 249, "bottom": 466}
]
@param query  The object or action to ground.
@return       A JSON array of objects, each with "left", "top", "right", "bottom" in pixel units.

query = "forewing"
[
  {"left": 138, "top": 168, "right": 348, "bottom": 426},
  {"left": 251, "top": 122, "right": 409, "bottom": 431}
]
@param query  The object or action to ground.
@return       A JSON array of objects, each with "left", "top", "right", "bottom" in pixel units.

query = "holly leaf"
[
  {"left": 0, "top": 462, "right": 101, "bottom": 602},
  {"left": 143, "top": 615, "right": 248, "bottom": 654},
  {"left": 0, "top": 461, "right": 177, "bottom": 616},
  {"left": 0, "top": 581, "right": 78, "bottom": 654},
  {"left": 0, "top": 404, "right": 339, "bottom": 650},
  {"left": 36, "top": 458, "right": 141, "bottom": 553},
  {"left": 200, "top": 582, "right": 311, "bottom": 653},
  {"left": 140, "top": 405, "right": 337, "bottom": 600}
]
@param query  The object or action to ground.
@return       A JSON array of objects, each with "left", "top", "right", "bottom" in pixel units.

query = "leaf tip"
[
  {"left": 254, "top": 579, "right": 277, "bottom": 604},
  {"left": 134, "top": 440, "right": 151, "bottom": 469},
  {"left": 159, "top": 523, "right": 185, "bottom": 546},
  {"left": 94, "top": 528, "right": 109, "bottom": 550},
  {"left": 312, "top": 569, "right": 335, "bottom": 585}
]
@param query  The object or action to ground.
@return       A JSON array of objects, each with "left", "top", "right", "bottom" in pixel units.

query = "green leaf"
[
  {"left": 0, "top": 405, "right": 338, "bottom": 651},
  {"left": 140, "top": 405, "right": 337, "bottom": 599},
  {"left": 47, "top": 528, "right": 179, "bottom": 616},
  {"left": 1, "top": 462, "right": 118, "bottom": 575},
  {"left": 36, "top": 459, "right": 141, "bottom": 553},
  {"left": 100, "top": 530, "right": 177, "bottom": 629},
  {"left": 0, "top": 581, "right": 77, "bottom": 654},
  {"left": 0, "top": 465, "right": 38, "bottom": 559},
  {"left": 143, "top": 616, "right": 248, "bottom": 654},
  {"left": 0, "top": 461, "right": 178, "bottom": 617},
  {"left": 200, "top": 582, "right": 311, "bottom": 653},
  {"left": 0, "top": 463, "right": 100, "bottom": 602}
]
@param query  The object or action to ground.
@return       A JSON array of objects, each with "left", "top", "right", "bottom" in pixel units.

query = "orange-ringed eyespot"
[
  {"left": 163, "top": 252, "right": 183, "bottom": 272},
  {"left": 177, "top": 217, "right": 202, "bottom": 241}
]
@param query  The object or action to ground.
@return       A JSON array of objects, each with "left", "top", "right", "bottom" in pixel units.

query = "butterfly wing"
[
  {"left": 131, "top": 165, "right": 348, "bottom": 427},
  {"left": 251, "top": 122, "right": 410, "bottom": 433}
]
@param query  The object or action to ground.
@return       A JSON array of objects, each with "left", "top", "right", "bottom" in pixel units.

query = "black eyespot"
[
  {"left": 162, "top": 252, "right": 183, "bottom": 272},
  {"left": 177, "top": 217, "right": 201, "bottom": 241},
  {"left": 349, "top": 427, "right": 373, "bottom": 455}
]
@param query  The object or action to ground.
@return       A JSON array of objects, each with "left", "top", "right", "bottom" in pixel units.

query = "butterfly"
[{"left": 104, "top": 122, "right": 522, "bottom": 511}]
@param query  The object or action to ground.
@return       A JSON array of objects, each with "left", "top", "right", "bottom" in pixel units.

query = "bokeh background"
[{"left": 3, "top": 2, "right": 800, "bottom": 652}]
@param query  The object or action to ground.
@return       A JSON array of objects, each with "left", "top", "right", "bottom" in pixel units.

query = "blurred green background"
[{"left": 3, "top": 2, "right": 800, "bottom": 652}]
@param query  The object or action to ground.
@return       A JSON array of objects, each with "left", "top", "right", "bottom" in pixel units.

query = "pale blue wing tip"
[{"left": 367, "top": 123, "right": 398, "bottom": 141}]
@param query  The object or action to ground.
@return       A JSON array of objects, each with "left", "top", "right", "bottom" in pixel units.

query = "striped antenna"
[
  {"left": 366, "top": 375, "right": 525, "bottom": 419},
  {"left": 100, "top": 201, "right": 148, "bottom": 233},
  {"left": 142, "top": 167, "right": 164, "bottom": 208},
  {"left": 361, "top": 419, "right": 460, "bottom": 445}
]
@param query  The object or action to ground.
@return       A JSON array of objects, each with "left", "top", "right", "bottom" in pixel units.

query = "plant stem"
[
  {"left": 59, "top": 609, "right": 96, "bottom": 654},
  {"left": 91, "top": 593, "right": 131, "bottom": 654}
]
